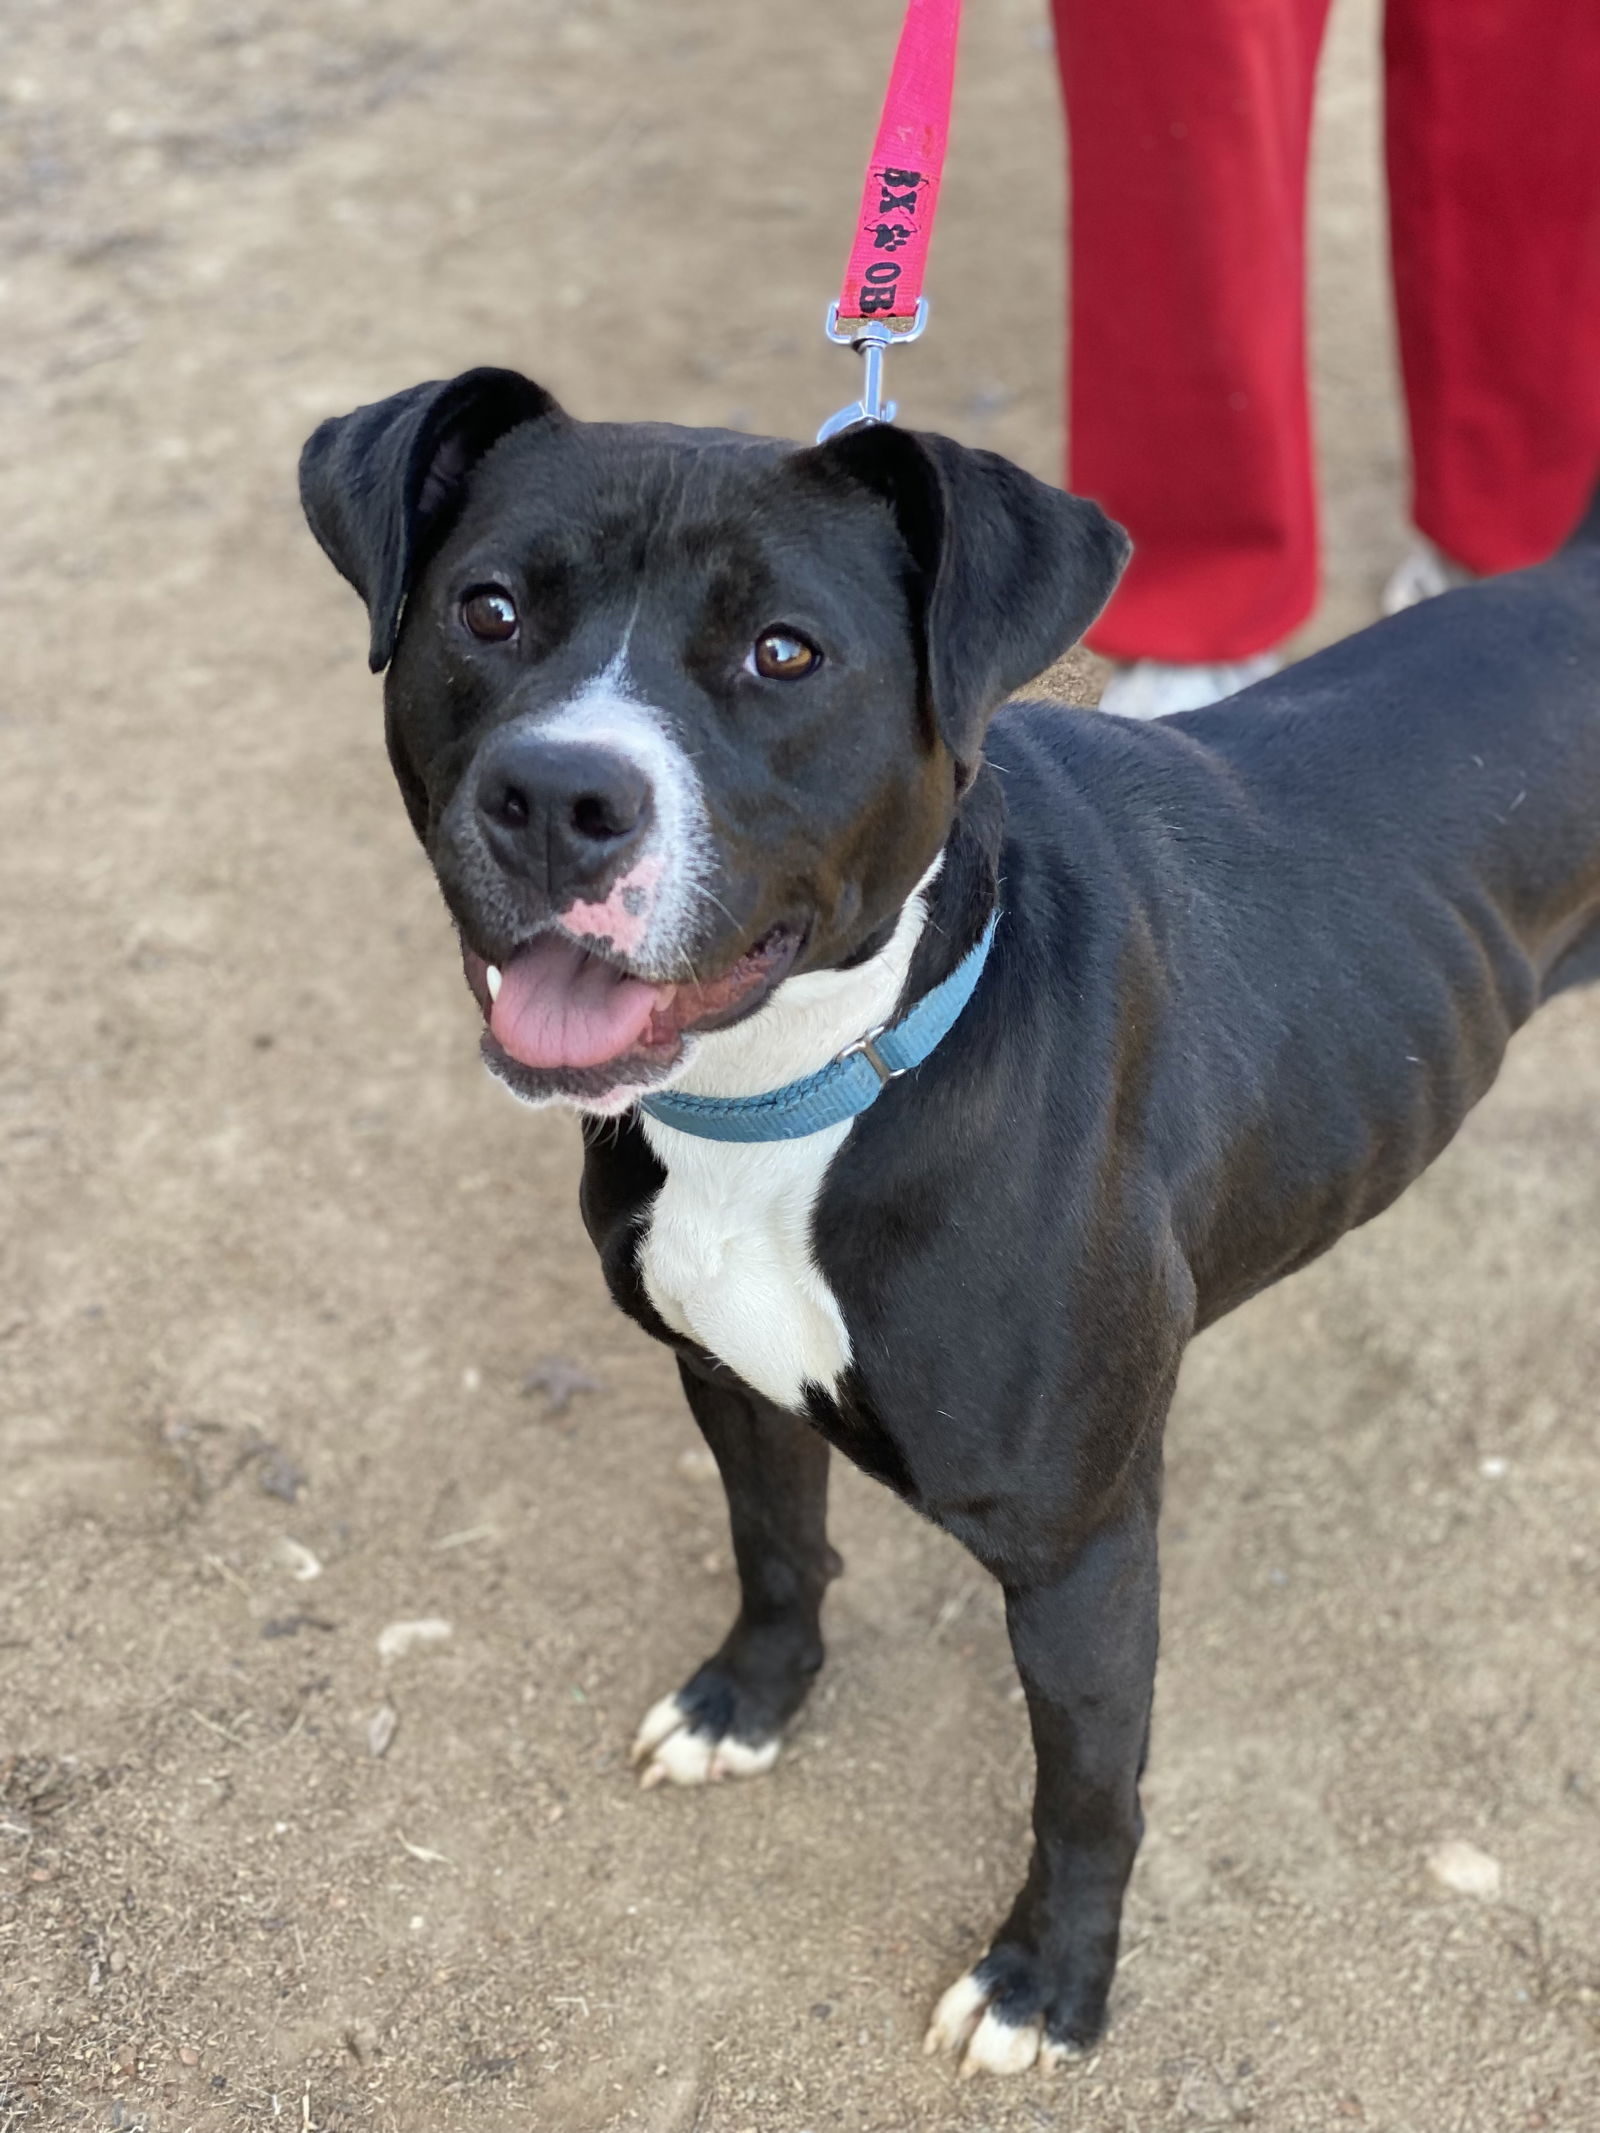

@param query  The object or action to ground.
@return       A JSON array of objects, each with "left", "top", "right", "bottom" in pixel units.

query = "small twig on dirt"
[
  {"left": 431, "top": 1524, "right": 497, "bottom": 1551},
  {"left": 398, "top": 1833, "right": 452, "bottom": 1865},
  {"left": 188, "top": 1708, "right": 248, "bottom": 1747},
  {"left": 202, "top": 1552, "right": 252, "bottom": 1595}
]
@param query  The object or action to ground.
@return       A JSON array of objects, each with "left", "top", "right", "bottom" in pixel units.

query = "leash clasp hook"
[{"left": 816, "top": 299, "right": 930, "bottom": 443}]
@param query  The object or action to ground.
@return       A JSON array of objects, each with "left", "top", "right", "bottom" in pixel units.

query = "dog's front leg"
[
  {"left": 631, "top": 1355, "right": 840, "bottom": 1788},
  {"left": 926, "top": 1480, "right": 1160, "bottom": 2077}
]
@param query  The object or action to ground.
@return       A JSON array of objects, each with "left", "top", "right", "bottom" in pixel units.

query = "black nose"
[{"left": 474, "top": 732, "right": 654, "bottom": 899}]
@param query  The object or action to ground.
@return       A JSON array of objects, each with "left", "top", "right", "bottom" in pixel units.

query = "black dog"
[{"left": 300, "top": 368, "right": 1600, "bottom": 2076}]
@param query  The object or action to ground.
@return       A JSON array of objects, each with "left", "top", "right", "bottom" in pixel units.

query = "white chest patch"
[
  {"left": 636, "top": 865, "right": 939, "bottom": 1413},
  {"left": 636, "top": 1120, "right": 857, "bottom": 1411}
]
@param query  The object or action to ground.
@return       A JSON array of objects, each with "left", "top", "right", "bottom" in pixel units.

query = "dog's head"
[{"left": 299, "top": 367, "right": 1127, "bottom": 1112}]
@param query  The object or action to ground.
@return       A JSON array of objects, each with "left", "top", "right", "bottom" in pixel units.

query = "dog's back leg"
[
  {"left": 630, "top": 1357, "right": 840, "bottom": 1788},
  {"left": 925, "top": 1445, "right": 1163, "bottom": 2076}
]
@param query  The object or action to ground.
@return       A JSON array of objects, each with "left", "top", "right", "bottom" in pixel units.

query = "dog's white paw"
[
  {"left": 628, "top": 1692, "right": 781, "bottom": 1790},
  {"left": 923, "top": 1966, "right": 1086, "bottom": 2079}
]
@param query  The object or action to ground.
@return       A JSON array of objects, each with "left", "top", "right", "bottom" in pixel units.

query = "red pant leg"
[
  {"left": 1386, "top": 0, "right": 1600, "bottom": 572},
  {"left": 1053, "top": 0, "right": 1333, "bottom": 661}
]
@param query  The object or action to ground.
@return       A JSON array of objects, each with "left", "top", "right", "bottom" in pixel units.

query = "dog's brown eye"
[
  {"left": 751, "top": 630, "right": 821, "bottom": 680},
  {"left": 461, "top": 587, "right": 519, "bottom": 641}
]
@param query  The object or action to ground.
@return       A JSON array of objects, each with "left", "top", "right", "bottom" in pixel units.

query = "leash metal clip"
[
  {"left": 836, "top": 1021, "right": 905, "bottom": 1087},
  {"left": 816, "top": 299, "right": 929, "bottom": 443}
]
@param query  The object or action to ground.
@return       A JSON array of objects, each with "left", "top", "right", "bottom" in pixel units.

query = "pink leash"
[{"left": 818, "top": 0, "right": 963, "bottom": 443}]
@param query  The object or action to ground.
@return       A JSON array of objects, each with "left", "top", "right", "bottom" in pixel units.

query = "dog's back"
[
  {"left": 1178, "top": 509, "right": 1600, "bottom": 988},
  {"left": 980, "top": 528, "right": 1600, "bottom": 1324}
]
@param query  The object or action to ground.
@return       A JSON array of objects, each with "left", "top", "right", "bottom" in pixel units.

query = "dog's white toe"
[
  {"left": 706, "top": 1732, "right": 781, "bottom": 1779},
  {"left": 923, "top": 1968, "right": 989, "bottom": 2057},
  {"left": 925, "top": 1965, "right": 1065, "bottom": 2078},
  {"left": 961, "top": 2005, "right": 1043, "bottom": 2079},
  {"left": 630, "top": 1693, "right": 689, "bottom": 1764},
  {"left": 629, "top": 1691, "right": 780, "bottom": 1790}
]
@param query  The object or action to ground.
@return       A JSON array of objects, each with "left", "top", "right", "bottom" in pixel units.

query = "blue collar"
[{"left": 638, "top": 911, "right": 999, "bottom": 1144}]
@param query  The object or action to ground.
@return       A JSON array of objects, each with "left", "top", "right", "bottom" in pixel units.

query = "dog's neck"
[
  {"left": 663, "top": 766, "right": 1006, "bottom": 1106},
  {"left": 666, "top": 856, "right": 944, "bottom": 1103}
]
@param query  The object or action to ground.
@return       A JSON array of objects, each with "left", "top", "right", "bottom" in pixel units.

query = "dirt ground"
[{"left": 2, "top": 1, "right": 1597, "bottom": 2128}]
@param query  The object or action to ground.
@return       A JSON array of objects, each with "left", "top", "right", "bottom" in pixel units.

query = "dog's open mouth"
[{"left": 460, "top": 924, "right": 801, "bottom": 1103}]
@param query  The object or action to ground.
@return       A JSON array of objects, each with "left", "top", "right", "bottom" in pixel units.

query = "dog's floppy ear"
[
  {"left": 298, "top": 367, "right": 564, "bottom": 672},
  {"left": 800, "top": 424, "right": 1129, "bottom": 773}
]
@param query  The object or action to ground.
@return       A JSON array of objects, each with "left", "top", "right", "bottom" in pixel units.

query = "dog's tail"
[
  {"left": 1562, "top": 474, "right": 1600, "bottom": 550},
  {"left": 1543, "top": 475, "right": 1600, "bottom": 999},
  {"left": 1544, "top": 917, "right": 1600, "bottom": 999}
]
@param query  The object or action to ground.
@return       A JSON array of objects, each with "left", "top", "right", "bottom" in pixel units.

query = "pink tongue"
[{"left": 489, "top": 936, "right": 669, "bottom": 1070}]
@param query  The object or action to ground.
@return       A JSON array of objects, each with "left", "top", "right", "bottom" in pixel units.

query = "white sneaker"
[
  {"left": 1098, "top": 650, "right": 1282, "bottom": 720},
  {"left": 1382, "top": 536, "right": 1473, "bottom": 616}
]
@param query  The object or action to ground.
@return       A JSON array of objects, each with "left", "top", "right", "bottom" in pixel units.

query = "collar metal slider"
[
  {"left": 837, "top": 1023, "right": 903, "bottom": 1086},
  {"left": 816, "top": 299, "right": 929, "bottom": 443}
]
